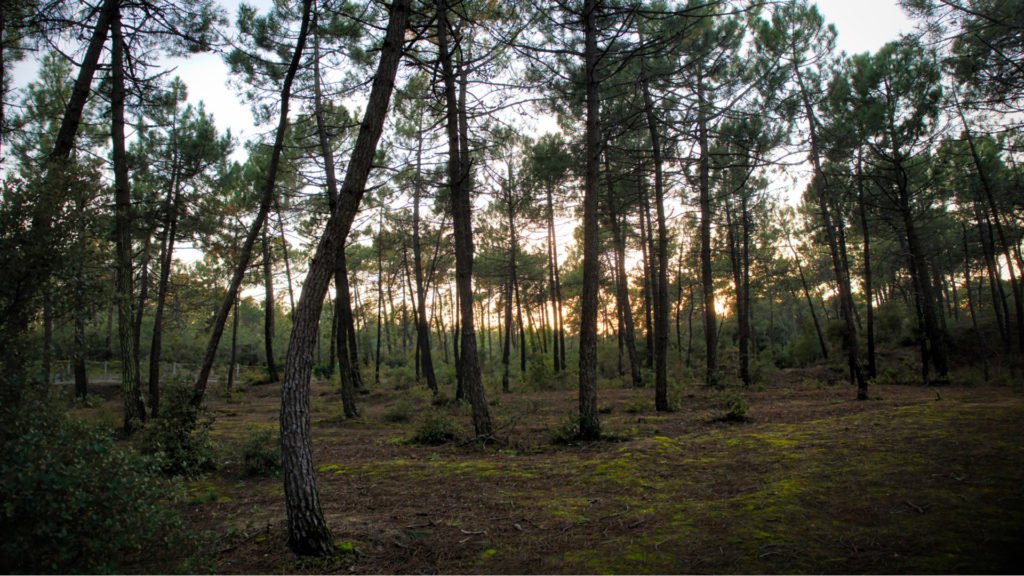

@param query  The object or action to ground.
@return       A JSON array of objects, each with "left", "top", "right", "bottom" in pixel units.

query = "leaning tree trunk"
[
  {"left": 798, "top": 69, "right": 865, "bottom": 398},
  {"left": 149, "top": 164, "right": 183, "bottom": 416},
  {"left": 279, "top": 0, "right": 409, "bottom": 556},
  {"left": 111, "top": 5, "right": 146, "bottom": 433},
  {"left": 192, "top": 0, "right": 311, "bottom": 407}
]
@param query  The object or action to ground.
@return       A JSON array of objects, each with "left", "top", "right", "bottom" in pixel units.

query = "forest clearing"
[
  {"left": 54, "top": 357, "right": 1024, "bottom": 574},
  {"left": 3, "top": 0, "right": 1024, "bottom": 572}
]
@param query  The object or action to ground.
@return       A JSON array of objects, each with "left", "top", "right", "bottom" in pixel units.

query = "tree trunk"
[
  {"left": 612, "top": 210, "right": 643, "bottom": 388},
  {"left": 0, "top": 0, "right": 116, "bottom": 405},
  {"left": 438, "top": 0, "right": 491, "bottom": 436},
  {"left": 279, "top": 0, "right": 408, "bottom": 555},
  {"left": 577, "top": 0, "right": 601, "bottom": 439},
  {"left": 502, "top": 281, "right": 512, "bottom": 392},
  {"left": 857, "top": 166, "right": 877, "bottom": 380},
  {"left": 546, "top": 185, "right": 562, "bottom": 372},
  {"left": 227, "top": 292, "right": 239, "bottom": 392},
  {"left": 411, "top": 115, "right": 439, "bottom": 392},
  {"left": 640, "top": 66, "right": 669, "bottom": 407},
  {"left": 262, "top": 227, "right": 279, "bottom": 382},
  {"left": 148, "top": 168, "right": 182, "bottom": 417},
  {"left": 798, "top": 67, "right": 865, "bottom": 398},
  {"left": 697, "top": 75, "right": 718, "bottom": 388},
  {"left": 112, "top": 5, "right": 146, "bottom": 432},
  {"left": 192, "top": 0, "right": 312, "bottom": 407},
  {"left": 788, "top": 234, "right": 828, "bottom": 360}
]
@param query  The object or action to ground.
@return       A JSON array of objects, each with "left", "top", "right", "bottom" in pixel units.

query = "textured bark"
[
  {"left": 577, "top": 0, "right": 601, "bottom": 439},
  {"left": 279, "top": 0, "right": 409, "bottom": 555},
  {"left": 438, "top": 0, "right": 491, "bottom": 437},
  {"left": 112, "top": 5, "right": 146, "bottom": 432}
]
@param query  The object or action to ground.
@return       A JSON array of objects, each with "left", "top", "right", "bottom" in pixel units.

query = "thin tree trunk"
[
  {"left": 148, "top": 168, "right": 182, "bottom": 416},
  {"left": 612, "top": 210, "right": 643, "bottom": 388},
  {"left": 787, "top": 234, "right": 828, "bottom": 360},
  {"left": 857, "top": 165, "right": 877, "bottom": 380},
  {"left": 192, "top": 0, "right": 311, "bottom": 407},
  {"left": 227, "top": 292, "right": 239, "bottom": 392},
  {"left": 640, "top": 66, "right": 669, "bottom": 408},
  {"left": 262, "top": 227, "right": 279, "bottom": 382},
  {"left": 112, "top": 6, "right": 145, "bottom": 432},
  {"left": 411, "top": 113, "right": 438, "bottom": 392},
  {"left": 697, "top": 75, "right": 718, "bottom": 388}
]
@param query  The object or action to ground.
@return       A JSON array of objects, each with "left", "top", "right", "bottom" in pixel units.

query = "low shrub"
[
  {"left": 550, "top": 414, "right": 583, "bottom": 445},
  {"left": 718, "top": 389, "right": 750, "bottom": 423},
  {"left": 410, "top": 411, "right": 463, "bottom": 445},
  {"left": 0, "top": 398, "right": 183, "bottom": 573},
  {"left": 141, "top": 384, "right": 216, "bottom": 476},
  {"left": 383, "top": 399, "right": 414, "bottom": 423},
  {"left": 242, "top": 425, "right": 281, "bottom": 477}
]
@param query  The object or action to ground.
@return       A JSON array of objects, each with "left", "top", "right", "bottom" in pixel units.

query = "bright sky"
[{"left": 7, "top": 0, "right": 915, "bottom": 162}]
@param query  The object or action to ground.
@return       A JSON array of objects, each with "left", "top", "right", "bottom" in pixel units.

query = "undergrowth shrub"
[
  {"left": 383, "top": 399, "right": 414, "bottom": 423},
  {"left": 550, "top": 414, "right": 583, "bottom": 444},
  {"left": 141, "top": 384, "right": 215, "bottom": 476},
  {"left": 242, "top": 425, "right": 281, "bottom": 477},
  {"left": 411, "top": 411, "right": 463, "bottom": 445},
  {"left": 718, "top": 389, "right": 750, "bottom": 422},
  {"left": 0, "top": 398, "right": 183, "bottom": 573}
]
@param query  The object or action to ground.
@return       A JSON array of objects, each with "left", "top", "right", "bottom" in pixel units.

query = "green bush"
[
  {"left": 718, "top": 389, "right": 750, "bottom": 423},
  {"left": 0, "top": 399, "right": 183, "bottom": 573},
  {"left": 410, "top": 411, "right": 463, "bottom": 445},
  {"left": 242, "top": 425, "right": 281, "bottom": 477},
  {"left": 312, "top": 363, "right": 334, "bottom": 380},
  {"left": 141, "top": 384, "right": 215, "bottom": 476},
  {"left": 550, "top": 414, "right": 583, "bottom": 445},
  {"left": 383, "top": 399, "right": 414, "bottom": 423}
]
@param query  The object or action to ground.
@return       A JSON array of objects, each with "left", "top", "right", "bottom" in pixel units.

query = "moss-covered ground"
[{"left": 75, "top": 369, "right": 1024, "bottom": 573}]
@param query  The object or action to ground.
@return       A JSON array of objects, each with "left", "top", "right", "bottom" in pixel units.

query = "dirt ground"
[{"left": 84, "top": 366, "right": 1024, "bottom": 574}]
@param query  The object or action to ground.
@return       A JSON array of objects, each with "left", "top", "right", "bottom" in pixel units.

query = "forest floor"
[{"left": 77, "top": 365, "right": 1024, "bottom": 574}]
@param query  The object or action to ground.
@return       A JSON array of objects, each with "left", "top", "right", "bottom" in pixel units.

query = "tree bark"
[
  {"left": 279, "top": 0, "right": 409, "bottom": 555},
  {"left": 262, "top": 226, "right": 279, "bottom": 382},
  {"left": 577, "top": 0, "right": 601, "bottom": 439},
  {"left": 148, "top": 166, "right": 182, "bottom": 416},
  {"left": 112, "top": 5, "right": 146, "bottom": 432},
  {"left": 438, "top": 0, "right": 491, "bottom": 437},
  {"left": 192, "top": 0, "right": 313, "bottom": 407},
  {"left": 697, "top": 76, "right": 718, "bottom": 387},
  {"left": 612, "top": 210, "right": 642, "bottom": 389}
]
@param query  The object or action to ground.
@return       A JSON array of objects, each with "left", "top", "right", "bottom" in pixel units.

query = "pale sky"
[{"left": 8, "top": 0, "right": 915, "bottom": 161}]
